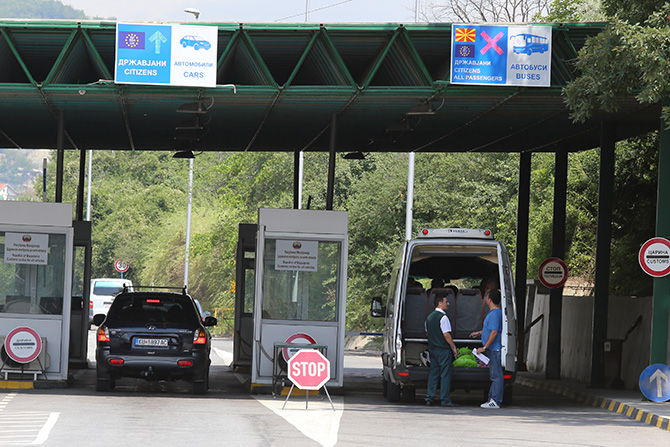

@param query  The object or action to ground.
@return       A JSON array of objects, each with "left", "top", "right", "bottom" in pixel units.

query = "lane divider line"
[{"left": 516, "top": 376, "right": 670, "bottom": 432}]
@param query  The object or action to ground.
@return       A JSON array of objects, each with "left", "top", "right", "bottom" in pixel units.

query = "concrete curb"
[{"left": 516, "top": 376, "right": 670, "bottom": 432}]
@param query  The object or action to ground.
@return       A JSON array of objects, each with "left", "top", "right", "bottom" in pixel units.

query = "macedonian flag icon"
[{"left": 455, "top": 28, "right": 476, "bottom": 42}]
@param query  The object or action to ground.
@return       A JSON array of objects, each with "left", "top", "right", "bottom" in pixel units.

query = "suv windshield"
[{"left": 106, "top": 294, "right": 199, "bottom": 324}]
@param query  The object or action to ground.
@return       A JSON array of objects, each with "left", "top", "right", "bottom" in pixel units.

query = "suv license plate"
[{"left": 134, "top": 338, "right": 168, "bottom": 347}]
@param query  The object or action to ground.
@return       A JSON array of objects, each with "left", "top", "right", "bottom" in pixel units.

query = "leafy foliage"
[{"left": 564, "top": 4, "right": 670, "bottom": 125}]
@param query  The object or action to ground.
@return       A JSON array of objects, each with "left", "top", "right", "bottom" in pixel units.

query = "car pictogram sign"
[{"left": 287, "top": 349, "right": 330, "bottom": 390}]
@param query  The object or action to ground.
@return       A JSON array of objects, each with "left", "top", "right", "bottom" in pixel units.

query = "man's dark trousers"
[{"left": 426, "top": 347, "right": 453, "bottom": 405}]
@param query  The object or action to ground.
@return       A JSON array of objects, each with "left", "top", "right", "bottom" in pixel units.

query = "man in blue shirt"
[{"left": 470, "top": 289, "right": 503, "bottom": 409}]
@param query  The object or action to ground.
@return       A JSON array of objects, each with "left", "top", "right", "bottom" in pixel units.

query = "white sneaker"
[{"left": 480, "top": 399, "right": 500, "bottom": 409}]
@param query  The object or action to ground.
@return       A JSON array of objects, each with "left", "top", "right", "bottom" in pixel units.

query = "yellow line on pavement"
[{"left": 0, "top": 381, "right": 33, "bottom": 389}]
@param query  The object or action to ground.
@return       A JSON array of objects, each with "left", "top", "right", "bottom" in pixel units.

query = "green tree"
[{"left": 564, "top": 4, "right": 670, "bottom": 125}]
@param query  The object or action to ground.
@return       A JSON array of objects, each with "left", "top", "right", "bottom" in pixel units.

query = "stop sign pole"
[{"left": 283, "top": 349, "right": 335, "bottom": 411}]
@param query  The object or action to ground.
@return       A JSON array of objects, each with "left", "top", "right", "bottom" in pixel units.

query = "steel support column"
[
  {"left": 591, "top": 122, "right": 616, "bottom": 387},
  {"left": 76, "top": 148, "right": 86, "bottom": 220},
  {"left": 651, "top": 100, "right": 670, "bottom": 364},
  {"left": 55, "top": 110, "right": 65, "bottom": 203},
  {"left": 515, "top": 151, "right": 531, "bottom": 370},
  {"left": 326, "top": 114, "right": 336, "bottom": 210},
  {"left": 294, "top": 151, "right": 300, "bottom": 209},
  {"left": 546, "top": 148, "right": 568, "bottom": 380}
]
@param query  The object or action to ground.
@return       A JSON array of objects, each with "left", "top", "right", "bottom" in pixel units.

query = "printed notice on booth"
[
  {"left": 275, "top": 240, "right": 318, "bottom": 272},
  {"left": 4, "top": 233, "right": 49, "bottom": 265}
]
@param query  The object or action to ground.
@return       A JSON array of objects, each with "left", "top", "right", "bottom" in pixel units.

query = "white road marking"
[
  {"left": 0, "top": 395, "right": 60, "bottom": 445},
  {"left": 0, "top": 393, "right": 16, "bottom": 411},
  {"left": 213, "top": 346, "right": 234, "bottom": 366},
  {"left": 31, "top": 412, "right": 59, "bottom": 445},
  {"left": 254, "top": 395, "right": 344, "bottom": 447},
  {"left": 214, "top": 345, "right": 344, "bottom": 447}
]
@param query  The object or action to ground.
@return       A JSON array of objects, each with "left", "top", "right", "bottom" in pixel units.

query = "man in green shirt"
[{"left": 425, "top": 294, "right": 459, "bottom": 407}]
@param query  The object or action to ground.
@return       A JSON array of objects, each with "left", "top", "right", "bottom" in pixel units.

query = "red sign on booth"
[{"left": 287, "top": 349, "right": 330, "bottom": 390}]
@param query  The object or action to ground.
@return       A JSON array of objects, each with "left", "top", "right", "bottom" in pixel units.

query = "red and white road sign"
[
  {"left": 114, "top": 259, "right": 129, "bottom": 273},
  {"left": 538, "top": 257, "right": 568, "bottom": 289},
  {"left": 282, "top": 332, "right": 317, "bottom": 362},
  {"left": 4, "top": 327, "right": 42, "bottom": 364},
  {"left": 639, "top": 237, "right": 670, "bottom": 278},
  {"left": 287, "top": 349, "right": 330, "bottom": 390}
]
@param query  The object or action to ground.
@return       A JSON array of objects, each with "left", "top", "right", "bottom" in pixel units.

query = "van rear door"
[{"left": 498, "top": 243, "right": 517, "bottom": 370}]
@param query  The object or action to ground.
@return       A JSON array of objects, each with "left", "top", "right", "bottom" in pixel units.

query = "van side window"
[{"left": 386, "top": 267, "right": 400, "bottom": 318}]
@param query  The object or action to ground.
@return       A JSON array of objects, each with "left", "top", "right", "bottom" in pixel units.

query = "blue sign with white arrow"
[
  {"left": 116, "top": 23, "right": 172, "bottom": 85},
  {"left": 639, "top": 363, "right": 670, "bottom": 402}
]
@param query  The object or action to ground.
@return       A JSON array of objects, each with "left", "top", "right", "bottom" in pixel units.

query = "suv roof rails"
[{"left": 122, "top": 285, "right": 188, "bottom": 294}]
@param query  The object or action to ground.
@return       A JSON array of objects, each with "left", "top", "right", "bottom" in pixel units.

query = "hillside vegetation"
[{"left": 0, "top": 0, "right": 86, "bottom": 19}]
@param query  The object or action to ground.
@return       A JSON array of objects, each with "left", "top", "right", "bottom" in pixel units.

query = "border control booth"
[
  {"left": 0, "top": 202, "right": 73, "bottom": 381},
  {"left": 247, "top": 208, "right": 348, "bottom": 391},
  {"left": 0, "top": 202, "right": 90, "bottom": 382}
]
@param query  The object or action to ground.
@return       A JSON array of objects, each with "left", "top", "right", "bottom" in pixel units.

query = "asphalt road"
[{"left": 0, "top": 335, "right": 667, "bottom": 446}]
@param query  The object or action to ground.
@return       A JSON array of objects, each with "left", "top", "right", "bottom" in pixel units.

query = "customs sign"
[
  {"left": 115, "top": 23, "right": 217, "bottom": 87},
  {"left": 638, "top": 237, "right": 670, "bottom": 277},
  {"left": 451, "top": 24, "right": 552, "bottom": 87},
  {"left": 275, "top": 240, "right": 318, "bottom": 272},
  {"left": 4, "top": 327, "right": 43, "bottom": 364},
  {"left": 3, "top": 233, "right": 48, "bottom": 265}
]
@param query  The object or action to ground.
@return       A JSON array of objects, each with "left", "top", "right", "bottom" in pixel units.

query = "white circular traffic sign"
[
  {"left": 538, "top": 257, "right": 568, "bottom": 289},
  {"left": 4, "top": 327, "right": 42, "bottom": 364},
  {"left": 282, "top": 332, "right": 317, "bottom": 363},
  {"left": 638, "top": 237, "right": 670, "bottom": 278},
  {"left": 114, "top": 259, "right": 129, "bottom": 273},
  {"left": 287, "top": 349, "right": 330, "bottom": 390}
]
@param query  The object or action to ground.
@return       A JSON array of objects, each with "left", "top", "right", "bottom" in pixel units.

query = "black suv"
[{"left": 93, "top": 287, "right": 217, "bottom": 394}]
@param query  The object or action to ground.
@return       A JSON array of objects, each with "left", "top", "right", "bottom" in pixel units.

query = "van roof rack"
[
  {"left": 417, "top": 228, "right": 494, "bottom": 239},
  {"left": 122, "top": 285, "right": 188, "bottom": 294}
]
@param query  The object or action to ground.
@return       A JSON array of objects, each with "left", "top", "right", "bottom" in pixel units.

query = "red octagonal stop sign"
[{"left": 287, "top": 349, "right": 330, "bottom": 390}]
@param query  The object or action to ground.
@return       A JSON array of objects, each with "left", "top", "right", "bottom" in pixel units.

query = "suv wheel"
[
  {"left": 193, "top": 368, "right": 209, "bottom": 395},
  {"left": 96, "top": 375, "right": 115, "bottom": 392}
]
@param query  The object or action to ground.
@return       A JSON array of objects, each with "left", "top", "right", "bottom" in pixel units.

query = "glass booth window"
[
  {"left": 0, "top": 231, "right": 66, "bottom": 315},
  {"left": 262, "top": 239, "right": 340, "bottom": 322}
]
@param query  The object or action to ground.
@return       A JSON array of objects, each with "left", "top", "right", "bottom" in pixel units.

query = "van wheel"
[
  {"left": 387, "top": 381, "right": 401, "bottom": 402},
  {"left": 503, "top": 384, "right": 513, "bottom": 406},
  {"left": 382, "top": 379, "right": 388, "bottom": 397},
  {"left": 401, "top": 387, "right": 416, "bottom": 403}
]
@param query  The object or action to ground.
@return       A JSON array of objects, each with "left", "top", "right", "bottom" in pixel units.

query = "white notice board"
[
  {"left": 4, "top": 233, "right": 49, "bottom": 265},
  {"left": 275, "top": 240, "right": 318, "bottom": 272}
]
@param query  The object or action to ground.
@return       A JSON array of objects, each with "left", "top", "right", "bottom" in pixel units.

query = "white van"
[
  {"left": 89, "top": 278, "right": 132, "bottom": 324},
  {"left": 371, "top": 228, "right": 517, "bottom": 404}
]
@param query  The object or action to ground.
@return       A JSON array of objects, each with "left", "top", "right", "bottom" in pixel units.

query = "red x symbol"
[{"left": 480, "top": 31, "right": 504, "bottom": 55}]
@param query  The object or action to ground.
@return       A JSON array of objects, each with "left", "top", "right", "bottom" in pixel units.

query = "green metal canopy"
[{"left": 0, "top": 20, "right": 660, "bottom": 152}]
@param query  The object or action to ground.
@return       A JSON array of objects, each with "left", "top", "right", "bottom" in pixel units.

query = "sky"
[{"left": 61, "top": 0, "right": 421, "bottom": 24}]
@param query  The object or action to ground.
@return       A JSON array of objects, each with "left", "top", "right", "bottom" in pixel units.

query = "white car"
[{"left": 89, "top": 278, "right": 132, "bottom": 324}]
